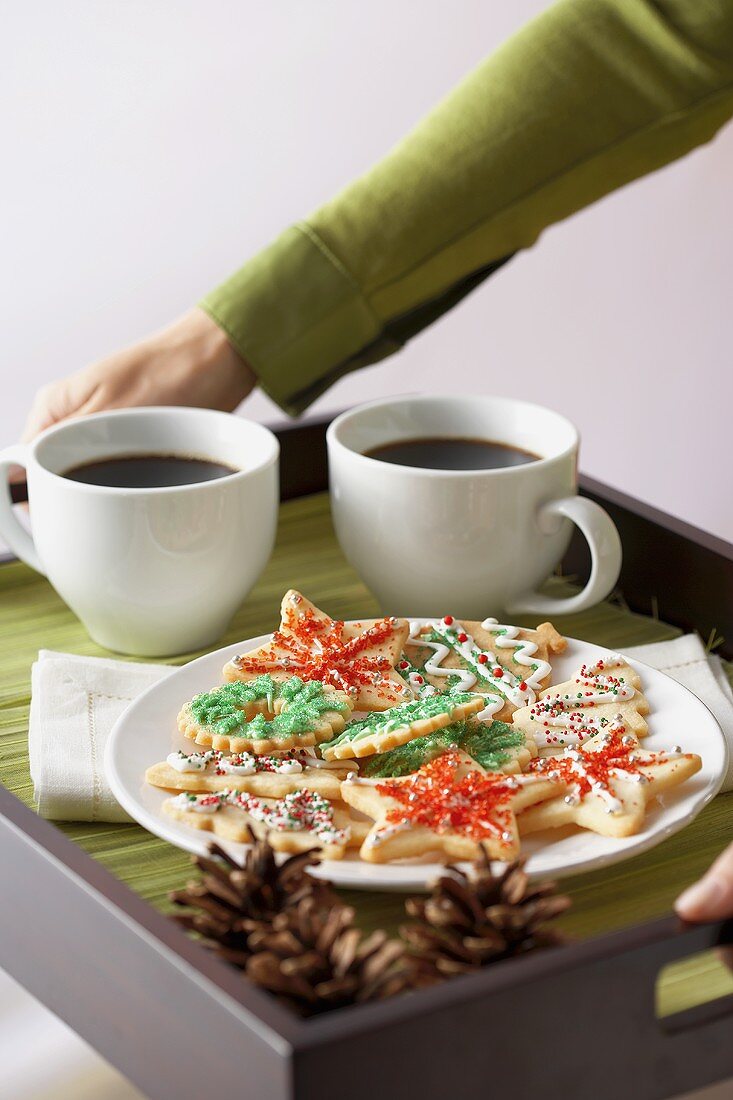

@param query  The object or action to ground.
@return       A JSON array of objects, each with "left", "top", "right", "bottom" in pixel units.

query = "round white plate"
[{"left": 105, "top": 631, "right": 728, "bottom": 891}]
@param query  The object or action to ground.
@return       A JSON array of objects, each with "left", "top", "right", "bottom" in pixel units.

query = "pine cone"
[
  {"left": 401, "top": 847, "right": 571, "bottom": 986},
  {"left": 246, "top": 894, "right": 413, "bottom": 1014},
  {"left": 169, "top": 836, "right": 336, "bottom": 968}
]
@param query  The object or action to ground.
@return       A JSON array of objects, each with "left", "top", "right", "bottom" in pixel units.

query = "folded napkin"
[
  {"left": 29, "top": 650, "right": 171, "bottom": 822},
  {"left": 28, "top": 635, "right": 733, "bottom": 823}
]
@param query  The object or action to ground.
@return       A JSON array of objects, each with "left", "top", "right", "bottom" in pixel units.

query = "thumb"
[
  {"left": 22, "top": 387, "right": 60, "bottom": 442},
  {"left": 676, "top": 841, "right": 733, "bottom": 922},
  {"left": 22, "top": 373, "right": 96, "bottom": 443}
]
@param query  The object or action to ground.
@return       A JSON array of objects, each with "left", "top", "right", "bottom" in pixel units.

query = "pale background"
[
  {"left": 1, "top": 1, "right": 731, "bottom": 1096},
  {"left": 2, "top": 0, "right": 733, "bottom": 539}
]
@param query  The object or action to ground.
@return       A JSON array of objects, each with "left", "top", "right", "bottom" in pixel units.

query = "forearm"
[{"left": 202, "top": 0, "right": 733, "bottom": 414}]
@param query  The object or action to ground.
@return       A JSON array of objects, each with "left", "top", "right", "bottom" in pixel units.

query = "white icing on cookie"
[
  {"left": 524, "top": 654, "right": 636, "bottom": 749},
  {"left": 405, "top": 616, "right": 552, "bottom": 713},
  {"left": 169, "top": 788, "right": 349, "bottom": 845},
  {"left": 167, "top": 750, "right": 217, "bottom": 773}
]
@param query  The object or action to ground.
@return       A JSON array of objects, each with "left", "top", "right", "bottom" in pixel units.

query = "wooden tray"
[{"left": 2, "top": 415, "right": 732, "bottom": 1100}]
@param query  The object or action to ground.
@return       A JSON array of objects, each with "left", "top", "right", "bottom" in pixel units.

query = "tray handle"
[{"left": 656, "top": 918, "right": 733, "bottom": 1035}]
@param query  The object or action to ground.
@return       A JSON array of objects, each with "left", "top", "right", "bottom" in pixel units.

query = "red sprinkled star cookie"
[
  {"left": 517, "top": 721, "right": 701, "bottom": 838},
  {"left": 223, "top": 590, "right": 410, "bottom": 710},
  {"left": 340, "top": 750, "right": 561, "bottom": 863}
]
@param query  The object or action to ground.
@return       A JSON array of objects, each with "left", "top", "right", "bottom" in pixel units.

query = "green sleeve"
[{"left": 200, "top": 0, "right": 733, "bottom": 415}]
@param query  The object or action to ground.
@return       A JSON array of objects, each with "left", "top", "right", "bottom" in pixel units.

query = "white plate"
[{"left": 105, "top": 631, "right": 728, "bottom": 891}]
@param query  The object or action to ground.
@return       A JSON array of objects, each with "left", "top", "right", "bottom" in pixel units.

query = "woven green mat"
[{"left": 1, "top": 492, "right": 731, "bottom": 1015}]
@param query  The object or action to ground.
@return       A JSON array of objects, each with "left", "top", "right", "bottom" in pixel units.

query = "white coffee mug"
[
  {"left": 0, "top": 407, "right": 279, "bottom": 656},
  {"left": 327, "top": 394, "right": 621, "bottom": 618}
]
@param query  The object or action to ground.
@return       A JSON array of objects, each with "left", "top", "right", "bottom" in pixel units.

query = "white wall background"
[{"left": 2, "top": 0, "right": 733, "bottom": 539}]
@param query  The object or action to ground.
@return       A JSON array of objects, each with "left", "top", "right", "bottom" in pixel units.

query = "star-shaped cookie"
[
  {"left": 404, "top": 617, "right": 566, "bottom": 722},
  {"left": 511, "top": 653, "right": 649, "bottom": 754},
  {"left": 223, "top": 590, "right": 410, "bottom": 710},
  {"left": 517, "top": 721, "right": 701, "bottom": 838},
  {"left": 340, "top": 749, "right": 562, "bottom": 863}
]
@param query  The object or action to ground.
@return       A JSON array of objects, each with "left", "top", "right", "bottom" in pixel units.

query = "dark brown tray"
[{"left": 2, "top": 415, "right": 732, "bottom": 1100}]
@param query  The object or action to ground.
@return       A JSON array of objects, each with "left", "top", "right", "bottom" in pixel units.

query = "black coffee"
[
  {"left": 62, "top": 453, "right": 238, "bottom": 488},
  {"left": 364, "top": 437, "right": 539, "bottom": 471}
]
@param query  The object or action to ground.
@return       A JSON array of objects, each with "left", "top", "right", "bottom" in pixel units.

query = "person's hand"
[
  {"left": 676, "top": 840, "right": 733, "bottom": 922},
  {"left": 22, "top": 308, "right": 256, "bottom": 442}
]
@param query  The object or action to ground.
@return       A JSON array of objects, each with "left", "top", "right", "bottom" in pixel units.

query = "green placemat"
[{"left": 1, "top": 493, "right": 731, "bottom": 972}]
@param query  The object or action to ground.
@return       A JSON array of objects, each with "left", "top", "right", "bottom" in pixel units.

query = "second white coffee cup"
[{"left": 327, "top": 394, "right": 621, "bottom": 619}]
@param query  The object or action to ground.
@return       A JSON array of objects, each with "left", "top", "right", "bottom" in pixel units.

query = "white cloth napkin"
[
  {"left": 28, "top": 634, "right": 733, "bottom": 822},
  {"left": 625, "top": 633, "right": 733, "bottom": 793},
  {"left": 29, "top": 650, "right": 171, "bottom": 822}
]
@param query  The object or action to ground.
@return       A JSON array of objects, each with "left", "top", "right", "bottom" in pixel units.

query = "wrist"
[{"left": 176, "top": 308, "right": 256, "bottom": 408}]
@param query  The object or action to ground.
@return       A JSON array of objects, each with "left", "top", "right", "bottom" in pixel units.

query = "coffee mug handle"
[
  {"left": 505, "top": 495, "right": 621, "bottom": 617},
  {"left": 0, "top": 444, "right": 45, "bottom": 575}
]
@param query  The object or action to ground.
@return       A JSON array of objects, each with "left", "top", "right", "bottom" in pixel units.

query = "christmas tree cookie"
[
  {"left": 320, "top": 692, "right": 485, "bottom": 761},
  {"left": 360, "top": 718, "right": 534, "bottom": 778},
  {"left": 178, "top": 675, "right": 353, "bottom": 753},
  {"left": 511, "top": 654, "right": 649, "bottom": 754},
  {"left": 146, "top": 747, "right": 355, "bottom": 801},
  {"left": 404, "top": 617, "right": 566, "bottom": 722},
  {"left": 340, "top": 750, "right": 562, "bottom": 862},
  {"left": 223, "top": 590, "right": 410, "bottom": 710},
  {"left": 162, "top": 787, "right": 370, "bottom": 859},
  {"left": 517, "top": 721, "right": 701, "bottom": 838}
]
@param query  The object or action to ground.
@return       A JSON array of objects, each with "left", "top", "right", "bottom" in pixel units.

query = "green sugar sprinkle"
[
  {"left": 192, "top": 675, "right": 280, "bottom": 724},
  {"left": 361, "top": 719, "right": 525, "bottom": 778},
  {"left": 189, "top": 676, "right": 348, "bottom": 739},
  {"left": 323, "top": 692, "right": 477, "bottom": 748}
]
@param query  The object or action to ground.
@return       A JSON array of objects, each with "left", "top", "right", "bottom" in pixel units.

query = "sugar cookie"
[
  {"left": 340, "top": 750, "right": 561, "bottom": 862},
  {"left": 162, "top": 787, "right": 369, "bottom": 859},
  {"left": 511, "top": 654, "right": 649, "bottom": 753},
  {"left": 360, "top": 718, "right": 534, "bottom": 778},
  {"left": 146, "top": 748, "right": 355, "bottom": 800},
  {"left": 517, "top": 721, "right": 701, "bottom": 838},
  {"left": 223, "top": 590, "right": 410, "bottom": 710},
  {"left": 320, "top": 692, "right": 485, "bottom": 761},
  {"left": 404, "top": 617, "right": 565, "bottom": 722},
  {"left": 178, "top": 675, "right": 353, "bottom": 753}
]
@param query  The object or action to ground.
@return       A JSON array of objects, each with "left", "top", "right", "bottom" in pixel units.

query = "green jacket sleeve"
[{"left": 200, "top": 0, "right": 733, "bottom": 415}]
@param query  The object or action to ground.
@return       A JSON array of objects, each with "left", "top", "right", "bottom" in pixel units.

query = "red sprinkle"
[
  {"left": 443, "top": 615, "right": 454, "bottom": 626},
  {"left": 376, "top": 751, "right": 517, "bottom": 845},
  {"left": 528, "top": 725, "right": 650, "bottom": 801},
  {"left": 457, "top": 632, "right": 468, "bottom": 643},
  {"left": 477, "top": 653, "right": 489, "bottom": 664},
  {"left": 234, "top": 607, "right": 400, "bottom": 700}
]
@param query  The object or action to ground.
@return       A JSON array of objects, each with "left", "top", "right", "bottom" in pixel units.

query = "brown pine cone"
[
  {"left": 246, "top": 894, "right": 413, "bottom": 1014},
  {"left": 169, "top": 837, "right": 336, "bottom": 969},
  {"left": 401, "top": 847, "right": 571, "bottom": 986}
]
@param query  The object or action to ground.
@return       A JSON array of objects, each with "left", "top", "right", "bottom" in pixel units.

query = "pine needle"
[{"left": 705, "top": 627, "right": 725, "bottom": 654}]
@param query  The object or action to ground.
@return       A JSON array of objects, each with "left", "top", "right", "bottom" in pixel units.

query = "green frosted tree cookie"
[{"left": 361, "top": 719, "right": 528, "bottom": 778}]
